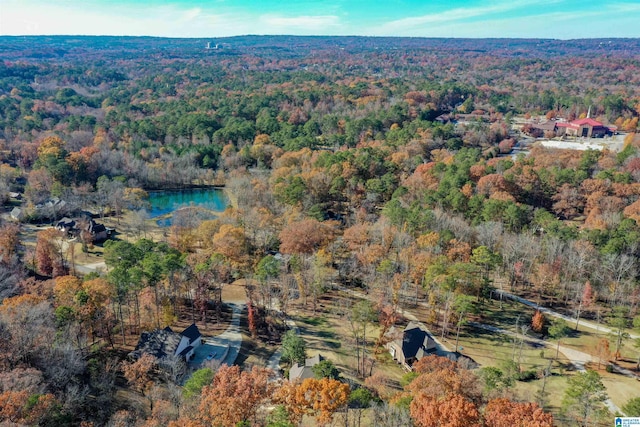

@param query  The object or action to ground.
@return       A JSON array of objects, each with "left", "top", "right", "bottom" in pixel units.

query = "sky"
[{"left": 1, "top": 0, "right": 640, "bottom": 39}]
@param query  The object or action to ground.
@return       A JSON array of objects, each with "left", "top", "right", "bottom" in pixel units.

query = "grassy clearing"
[
  {"left": 512, "top": 374, "right": 568, "bottom": 415},
  {"left": 447, "top": 324, "right": 564, "bottom": 371},
  {"left": 287, "top": 290, "right": 406, "bottom": 385},
  {"left": 560, "top": 323, "right": 608, "bottom": 354},
  {"left": 596, "top": 366, "right": 640, "bottom": 411},
  {"left": 476, "top": 298, "right": 538, "bottom": 330},
  {"left": 235, "top": 311, "right": 279, "bottom": 369}
]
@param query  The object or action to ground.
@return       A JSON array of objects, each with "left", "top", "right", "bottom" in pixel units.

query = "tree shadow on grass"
[
  {"left": 462, "top": 326, "right": 512, "bottom": 345},
  {"left": 298, "top": 316, "right": 328, "bottom": 327}
]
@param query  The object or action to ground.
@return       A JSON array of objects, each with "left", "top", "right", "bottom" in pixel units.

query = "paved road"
[
  {"left": 266, "top": 318, "right": 298, "bottom": 378},
  {"left": 217, "top": 302, "right": 244, "bottom": 366},
  {"left": 495, "top": 289, "right": 639, "bottom": 339},
  {"left": 470, "top": 321, "right": 623, "bottom": 414},
  {"left": 195, "top": 302, "right": 244, "bottom": 367}
]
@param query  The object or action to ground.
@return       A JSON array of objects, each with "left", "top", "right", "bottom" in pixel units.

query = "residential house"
[
  {"left": 385, "top": 321, "right": 437, "bottom": 370},
  {"left": 55, "top": 217, "right": 111, "bottom": 242},
  {"left": 86, "top": 219, "right": 110, "bottom": 242},
  {"left": 10, "top": 207, "right": 25, "bottom": 221},
  {"left": 130, "top": 323, "right": 202, "bottom": 362},
  {"left": 56, "top": 217, "right": 76, "bottom": 236},
  {"left": 289, "top": 354, "right": 325, "bottom": 382},
  {"left": 522, "top": 120, "right": 557, "bottom": 138}
]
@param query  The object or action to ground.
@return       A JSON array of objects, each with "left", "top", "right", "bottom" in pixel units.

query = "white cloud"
[
  {"left": 369, "top": 6, "right": 640, "bottom": 39},
  {"left": 0, "top": 1, "right": 252, "bottom": 37},
  {"left": 610, "top": 2, "right": 640, "bottom": 13},
  {"left": 0, "top": 0, "right": 638, "bottom": 38},
  {"left": 377, "top": 0, "right": 558, "bottom": 35},
  {"left": 0, "top": 1, "right": 346, "bottom": 37},
  {"left": 178, "top": 7, "right": 203, "bottom": 24},
  {"left": 259, "top": 15, "right": 340, "bottom": 31}
]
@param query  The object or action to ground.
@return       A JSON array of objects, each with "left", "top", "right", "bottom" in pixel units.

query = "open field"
[
  {"left": 287, "top": 290, "right": 407, "bottom": 385},
  {"left": 444, "top": 324, "right": 560, "bottom": 371}
]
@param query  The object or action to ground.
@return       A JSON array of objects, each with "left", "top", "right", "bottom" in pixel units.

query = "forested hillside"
[{"left": 1, "top": 36, "right": 640, "bottom": 426}]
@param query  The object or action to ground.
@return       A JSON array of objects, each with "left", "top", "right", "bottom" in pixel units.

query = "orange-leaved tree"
[
  {"left": 484, "top": 398, "right": 554, "bottom": 427},
  {"left": 274, "top": 377, "right": 350, "bottom": 425},
  {"left": 531, "top": 310, "right": 545, "bottom": 333},
  {"left": 197, "top": 365, "right": 273, "bottom": 426},
  {"left": 0, "top": 390, "right": 58, "bottom": 425},
  {"left": 406, "top": 355, "right": 483, "bottom": 427},
  {"left": 410, "top": 392, "right": 481, "bottom": 427},
  {"left": 122, "top": 353, "right": 156, "bottom": 403}
]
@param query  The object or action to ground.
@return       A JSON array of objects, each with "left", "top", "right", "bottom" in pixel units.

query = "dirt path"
[{"left": 74, "top": 261, "right": 107, "bottom": 275}]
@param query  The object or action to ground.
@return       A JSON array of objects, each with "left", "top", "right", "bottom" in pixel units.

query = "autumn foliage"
[
  {"left": 411, "top": 392, "right": 482, "bottom": 427},
  {"left": 279, "top": 218, "right": 337, "bottom": 255},
  {"left": 531, "top": 310, "right": 545, "bottom": 333},
  {"left": 197, "top": 365, "right": 273, "bottom": 426},
  {"left": 0, "top": 390, "right": 58, "bottom": 425},
  {"left": 484, "top": 398, "right": 554, "bottom": 427},
  {"left": 274, "top": 377, "right": 350, "bottom": 425}
]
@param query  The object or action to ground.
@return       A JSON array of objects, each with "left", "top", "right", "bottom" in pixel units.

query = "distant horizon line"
[{"left": 1, "top": 34, "right": 638, "bottom": 41}]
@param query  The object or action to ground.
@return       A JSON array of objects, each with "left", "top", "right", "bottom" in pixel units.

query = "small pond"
[{"left": 148, "top": 187, "right": 228, "bottom": 227}]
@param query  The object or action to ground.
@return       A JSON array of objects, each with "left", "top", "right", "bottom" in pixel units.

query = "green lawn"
[
  {"left": 289, "top": 291, "right": 407, "bottom": 385},
  {"left": 449, "top": 324, "right": 563, "bottom": 371}
]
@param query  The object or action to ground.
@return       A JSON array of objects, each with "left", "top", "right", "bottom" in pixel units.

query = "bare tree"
[
  {"left": 475, "top": 221, "right": 504, "bottom": 252},
  {"left": 131, "top": 209, "right": 150, "bottom": 239}
]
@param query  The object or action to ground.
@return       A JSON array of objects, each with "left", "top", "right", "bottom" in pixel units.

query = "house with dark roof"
[
  {"left": 54, "top": 217, "right": 111, "bottom": 242},
  {"left": 130, "top": 323, "right": 202, "bottom": 362},
  {"left": 385, "top": 321, "right": 437, "bottom": 370},
  {"left": 289, "top": 354, "right": 325, "bottom": 382},
  {"left": 177, "top": 323, "right": 202, "bottom": 359},
  {"left": 56, "top": 217, "right": 76, "bottom": 235},
  {"left": 86, "top": 219, "right": 109, "bottom": 242}
]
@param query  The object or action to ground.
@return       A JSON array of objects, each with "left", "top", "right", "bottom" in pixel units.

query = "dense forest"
[{"left": 1, "top": 36, "right": 640, "bottom": 426}]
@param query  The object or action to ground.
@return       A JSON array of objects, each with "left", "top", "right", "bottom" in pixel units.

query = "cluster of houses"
[
  {"left": 128, "top": 317, "right": 468, "bottom": 383},
  {"left": 9, "top": 197, "right": 114, "bottom": 245},
  {"left": 55, "top": 216, "right": 112, "bottom": 242},
  {"left": 10, "top": 197, "right": 69, "bottom": 222}
]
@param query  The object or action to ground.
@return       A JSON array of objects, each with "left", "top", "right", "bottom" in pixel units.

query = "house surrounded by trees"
[
  {"left": 130, "top": 323, "right": 202, "bottom": 362},
  {"left": 386, "top": 321, "right": 437, "bottom": 370}
]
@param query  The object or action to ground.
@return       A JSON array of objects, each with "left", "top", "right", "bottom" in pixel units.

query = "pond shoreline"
[
  {"left": 146, "top": 186, "right": 230, "bottom": 226},
  {"left": 144, "top": 184, "right": 225, "bottom": 193}
]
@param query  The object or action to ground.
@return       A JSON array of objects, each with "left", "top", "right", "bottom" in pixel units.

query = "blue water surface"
[{"left": 147, "top": 188, "right": 228, "bottom": 225}]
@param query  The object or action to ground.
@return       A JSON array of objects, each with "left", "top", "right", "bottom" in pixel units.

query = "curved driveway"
[
  {"left": 193, "top": 302, "right": 244, "bottom": 367},
  {"left": 266, "top": 318, "right": 298, "bottom": 378}
]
